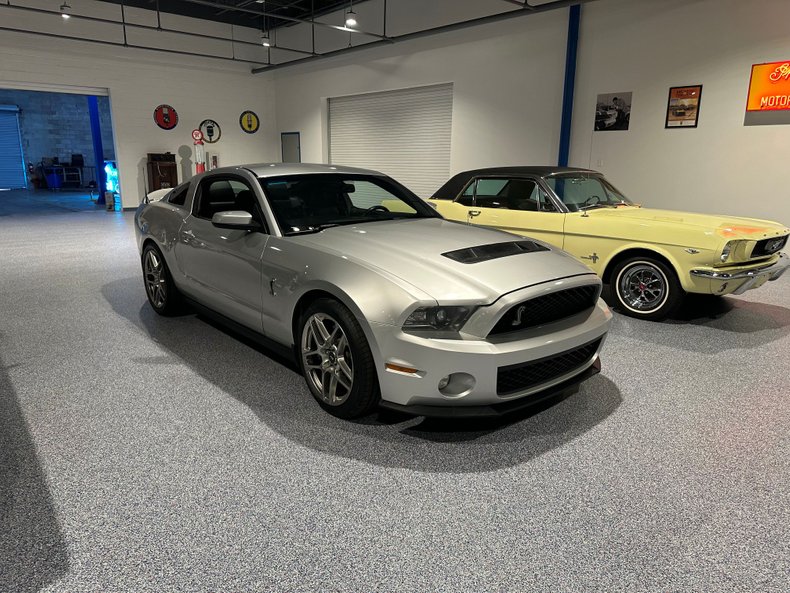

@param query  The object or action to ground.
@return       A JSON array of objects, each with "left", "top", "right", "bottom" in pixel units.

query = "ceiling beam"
[
  {"left": 0, "top": 3, "right": 315, "bottom": 59},
  {"left": 180, "top": 0, "right": 390, "bottom": 40},
  {"left": 253, "top": 0, "right": 597, "bottom": 74}
]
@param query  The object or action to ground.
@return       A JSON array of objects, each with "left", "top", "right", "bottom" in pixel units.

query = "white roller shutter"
[
  {"left": 329, "top": 83, "right": 453, "bottom": 197},
  {"left": 0, "top": 105, "right": 27, "bottom": 190}
]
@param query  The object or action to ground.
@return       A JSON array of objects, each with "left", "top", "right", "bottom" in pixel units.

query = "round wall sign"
[
  {"left": 239, "top": 110, "right": 260, "bottom": 134},
  {"left": 199, "top": 119, "right": 221, "bottom": 143},
  {"left": 153, "top": 104, "right": 178, "bottom": 130},
  {"left": 191, "top": 129, "right": 203, "bottom": 142}
]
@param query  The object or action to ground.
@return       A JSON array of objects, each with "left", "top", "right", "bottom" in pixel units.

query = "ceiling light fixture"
[
  {"left": 345, "top": 0, "right": 357, "bottom": 28},
  {"left": 60, "top": 1, "right": 71, "bottom": 19},
  {"left": 258, "top": 1, "right": 271, "bottom": 47}
]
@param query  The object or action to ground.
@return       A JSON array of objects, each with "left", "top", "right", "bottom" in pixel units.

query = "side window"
[
  {"left": 535, "top": 187, "right": 557, "bottom": 212},
  {"left": 167, "top": 183, "right": 189, "bottom": 207},
  {"left": 195, "top": 177, "right": 263, "bottom": 225},
  {"left": 474, "top": 179, "right": 509, "bottom": 208},
  {"left": 456, "top": 180, "right": 476, "bottom": 206}
]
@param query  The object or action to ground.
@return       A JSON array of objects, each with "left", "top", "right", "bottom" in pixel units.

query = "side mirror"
[{"left": 211, "top": 211, "right": 261, "bottom": 231}]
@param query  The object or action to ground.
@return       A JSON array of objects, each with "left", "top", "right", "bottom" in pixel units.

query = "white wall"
[
  {"left": 571, "top": 0, "right": 790, "bottom": 224},
  {"left": 1, "top": 0, "right": 278, "bottom": 208},
  {"left": 273, "top": 1, "right": 569, "bottom": 195},
  {"left": 273, "top": 0, "right": 790, "bottom": 224}
]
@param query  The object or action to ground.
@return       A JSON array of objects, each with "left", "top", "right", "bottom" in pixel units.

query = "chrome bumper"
[{"left": 690, "top": 252, "right": 789, "bottom": 295}]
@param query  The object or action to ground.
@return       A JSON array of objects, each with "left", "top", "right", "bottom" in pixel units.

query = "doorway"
[
  {"left": 0, "top": 105, "right": 26, "bottom": 190},
  {"left": 281, "top": 132, "right": 301, "bottom": 163},
  {"left": 0, "top": 87, "right": 117, "bottom": 216}
]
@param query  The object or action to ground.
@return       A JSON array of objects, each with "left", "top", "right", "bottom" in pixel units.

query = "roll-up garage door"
[
  {"left": 0, "top": 105, "right": 26, "bottom": 190},
  {"left": 329, "top": 83, "right": 453, "bottom": 198}
]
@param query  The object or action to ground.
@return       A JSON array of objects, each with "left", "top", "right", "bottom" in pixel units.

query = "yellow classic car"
[{"left": 429, "top": 167, "right": 790, "bottom": 320}]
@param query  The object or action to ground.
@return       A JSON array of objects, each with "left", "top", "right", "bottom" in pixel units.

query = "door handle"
[
  {"left": 269, "top": 278, "right": 277, "bottom": 296},
  {"left": 468, "top": 210, "right": 481, "bottom": 218}
]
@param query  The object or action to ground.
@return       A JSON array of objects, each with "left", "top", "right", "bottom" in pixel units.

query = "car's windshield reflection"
[
  {"left": 259, "top": 174, "right": 438, "bottom": 235},
  {"left": 544, "top": 175, "right": 634, "bottom": 212}
]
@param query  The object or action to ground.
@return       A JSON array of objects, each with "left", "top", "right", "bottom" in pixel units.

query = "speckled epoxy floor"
[{"left": 0, "top": 208, "right": 787, "bottom": 593}]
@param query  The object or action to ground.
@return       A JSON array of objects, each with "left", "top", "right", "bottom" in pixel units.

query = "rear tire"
[
  {"left": 607, "top": 256, "right": 684, "bottom": 321},
  {"left": 298, "top": 298, "right": 380, "bottom": 419},
  {"left": 141, "top": 243, "right": 183, "bottom": 316}
]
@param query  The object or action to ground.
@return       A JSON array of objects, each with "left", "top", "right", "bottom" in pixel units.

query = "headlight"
[
  {"left": 403, "top": 306, "right": 476, "bottom": 332},
  {"left": 720, "top": 241, "right": 734, "bottom": 262}
]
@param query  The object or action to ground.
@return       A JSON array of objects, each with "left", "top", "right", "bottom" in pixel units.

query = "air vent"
[
  {"left": 497, "top": 338, "right": 601, "bottom": 396},
  {"left": 442, "top": 240, "right": 549, "bottom": 264}
]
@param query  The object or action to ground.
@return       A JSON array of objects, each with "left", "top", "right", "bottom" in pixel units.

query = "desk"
[{"left": 43, "top": 165, "right": 84, "bottom": 189}]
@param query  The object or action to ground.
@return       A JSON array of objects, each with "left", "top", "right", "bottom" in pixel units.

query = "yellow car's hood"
[{"left": 589, "top": 207, "right": 789, "bottom": 240}]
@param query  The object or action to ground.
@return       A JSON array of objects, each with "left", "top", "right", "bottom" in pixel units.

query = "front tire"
[
  {"left": 608, "top": 256, "right": 684, "bottom": 321},
  {"left": 298, "top": 298, "right": 380, "bottom": 419},
  {"left": 141, "top": 243, "right": 183, "bottom": 316}
]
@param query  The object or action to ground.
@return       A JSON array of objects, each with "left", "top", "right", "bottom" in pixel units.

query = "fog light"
[{"left": 438, "top": 372, "right": 476, "bottom": 398}]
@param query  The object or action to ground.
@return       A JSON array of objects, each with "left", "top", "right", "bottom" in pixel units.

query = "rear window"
[{"left": 167, "top": 183, "right": 189, "bottom": 207}]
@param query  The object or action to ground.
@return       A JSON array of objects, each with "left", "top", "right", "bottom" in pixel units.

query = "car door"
[
  {"left": 460, "top": 177, "right": 566, "bottom": 248},
  {"left": 543, "top": 174, "right": 629, "bottom": 275},
  {"left": 174, "top": 173, "right": 270, "bottom": 332}
]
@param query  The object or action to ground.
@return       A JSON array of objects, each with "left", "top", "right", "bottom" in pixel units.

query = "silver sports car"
[{"left": 135, "top": 163, "right": 612, "bottom": 419}]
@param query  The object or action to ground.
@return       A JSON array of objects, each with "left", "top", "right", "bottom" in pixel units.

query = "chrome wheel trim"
[
  {"left": 144, "top": 249, "right": 167, "bottom": 309},
  {"left": 616, "top": 261, "right": 669, "bottom": 313},
  {"left": 301, "top": 313, "right": 354, "bottom": 406}
]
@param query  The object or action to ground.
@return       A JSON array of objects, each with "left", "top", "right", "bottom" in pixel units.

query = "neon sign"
[{"left": 747, "top": 61, "right": 790, "bottom": 112}]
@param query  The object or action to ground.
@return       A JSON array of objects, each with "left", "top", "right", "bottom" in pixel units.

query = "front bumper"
[
  {"left": 380, "top": 359, "right": 601, "bottom": 417},
  {"left": 369, "top": 299, "right": 611, "bottom": 409},
  {"left": 690, "top": 252, "right": 789, "bottom": 295}
]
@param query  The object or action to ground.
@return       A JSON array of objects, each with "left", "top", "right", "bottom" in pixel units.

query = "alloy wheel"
[
  {"left": 301, "top": 313, "right": 354, "bottom": 406},
  {"left": 144, "top": 249, "right": 167, "bottom": 309}
]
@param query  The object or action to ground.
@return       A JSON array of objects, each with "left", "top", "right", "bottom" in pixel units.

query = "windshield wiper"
[{"left": 577, "top": 203, "right": 607, "bottom": 211}]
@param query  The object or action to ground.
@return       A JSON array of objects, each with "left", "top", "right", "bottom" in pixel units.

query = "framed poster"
[
  {"left": 665, "top": 85, "right": 702, "bottom": 128},
  {"left": 745, "top": 61, "right": 790, "bottom": 126}
]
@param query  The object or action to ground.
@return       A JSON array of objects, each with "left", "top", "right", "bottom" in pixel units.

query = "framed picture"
[
  {"left": 665, "top": 85, "right": 702, "bottom": 128},
  {"left": 595, "top": 92, "right": 632, "bottom": 131}
]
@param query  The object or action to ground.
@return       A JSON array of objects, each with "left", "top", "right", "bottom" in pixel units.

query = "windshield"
[
  {"left": 544, "top": 174, "right": 633, "bottom": 212},
  {"left": 259, "top": 174, "right": 439, "bottom": 235}
]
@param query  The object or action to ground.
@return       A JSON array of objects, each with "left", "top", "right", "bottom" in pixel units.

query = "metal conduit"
[{"left": 252, "top": 0, "right": 598, "bottom": 74}]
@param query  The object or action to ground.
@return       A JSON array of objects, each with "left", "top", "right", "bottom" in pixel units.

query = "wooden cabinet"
[{"left": 146, "top": 153, "right": 178, "bottom": 192}]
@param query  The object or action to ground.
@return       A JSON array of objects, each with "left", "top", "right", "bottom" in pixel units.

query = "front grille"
[
  {"left": 752, "top": 235, "right": 788, "bottom": 258},
  {"left": 488, "top": 284, "right": 599, "bottom": 336},
  {"left": 496, "top": 338, "right": 601, "bottom": 396}
]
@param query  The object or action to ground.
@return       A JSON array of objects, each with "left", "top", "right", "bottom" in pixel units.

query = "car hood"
[
  {"left": 290, "top": 218, "right": 594, "bottom": 303},
  {"left": 588, "top": 207, "right": 789, "bottom": 240}
]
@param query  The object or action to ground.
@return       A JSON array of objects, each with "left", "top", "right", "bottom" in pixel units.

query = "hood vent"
[{"left": 442, "top": 240, "right": 549, "bottom": 264}]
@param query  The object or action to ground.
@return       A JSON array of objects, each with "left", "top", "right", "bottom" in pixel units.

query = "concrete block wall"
[{"left": 0, "top": 89, "right": 115, "bottom": 174}]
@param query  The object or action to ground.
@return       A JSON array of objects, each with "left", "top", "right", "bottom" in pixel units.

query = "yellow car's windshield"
[{"left": 545, "top": 174, "right": 633, "bottom": 212}]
